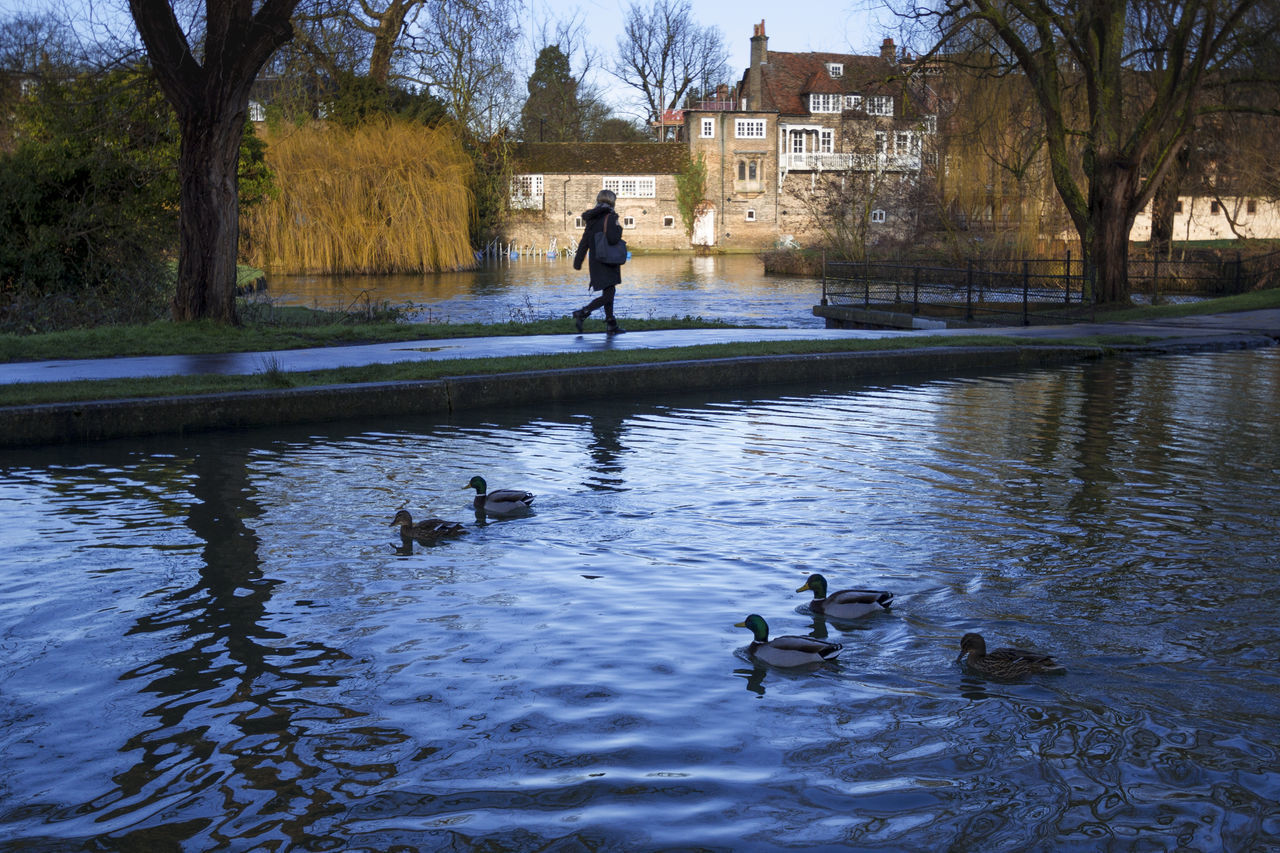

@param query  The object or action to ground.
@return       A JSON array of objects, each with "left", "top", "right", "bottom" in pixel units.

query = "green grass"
[
  {"left": 0, "top": 333, "right": 1155, "bottom": 408},
  {"left": 1, "top": 286, "right": 1273, "bottom": 409}
]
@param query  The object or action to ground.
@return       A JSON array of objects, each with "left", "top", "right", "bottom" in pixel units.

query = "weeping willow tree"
[
  {"left": 931, "top": 61, "right": 1068, "bottom": 258},
  {"left": 241, "top": 119, "right": 475, "bottom": 273}
]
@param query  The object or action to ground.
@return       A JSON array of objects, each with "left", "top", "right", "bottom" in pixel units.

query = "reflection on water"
[
  {"left": 266, "top": 253, "right": 827, "bottom": 328},
  {"left": 1, "top": 350, "right": 1278, "bottom": 849}
]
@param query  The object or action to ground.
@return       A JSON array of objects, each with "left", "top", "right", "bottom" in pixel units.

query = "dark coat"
[{"left": 573, "top": 203, "right": 623, "bottom": 290}]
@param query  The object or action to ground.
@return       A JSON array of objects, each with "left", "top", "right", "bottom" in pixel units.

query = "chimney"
[
  {"left": 880, "top": 37, "right": 896, "bottom": 63},
  {"left": 748, "top": 20, "right": 768, "bottom": 110}
]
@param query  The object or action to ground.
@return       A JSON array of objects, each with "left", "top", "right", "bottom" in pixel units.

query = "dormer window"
[
  {"left": 866, "top": 95, "right": 894, "bottom": 116},
  {"left": 826, "top": 63, "right": 843, "bottom": 78}
]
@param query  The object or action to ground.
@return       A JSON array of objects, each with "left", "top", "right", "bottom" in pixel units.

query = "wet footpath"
[{"left": 1, "top": 310, "right": 1277, "bottom": 447}]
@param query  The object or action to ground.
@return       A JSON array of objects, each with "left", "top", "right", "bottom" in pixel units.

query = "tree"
[
  {"left": 128, "top": 0, "right": 301, "bottom": 323},
  {"left": 519, "top": 45, "right": 581, "bottom": 142},
  {"left": 411, "top": 0, "right": 521, "bottom": 135},
  {"left": 904, "top": 0, "right": 1280, "bottom": 303},
  {"left": 612, "top": 0, "right": 729, "bottom": 138},
  {"left": 674, "top": 151, "right": 706, "bottom": 238}
]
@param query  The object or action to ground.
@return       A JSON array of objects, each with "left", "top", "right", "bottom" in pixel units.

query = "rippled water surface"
[
  {"left": 267, "top": 254, "right": 828, "bottom": 328},
  {"left": 2, "top": 350, "right": 1279, "bottom": 850}
]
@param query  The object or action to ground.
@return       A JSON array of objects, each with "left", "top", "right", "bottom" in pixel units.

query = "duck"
[
  {"left": 735, "top": 614, "right": 843, "bottom": 667},
  {"left": 796, "top": 573, "right": 893, "bottom": 619},
  {"left": 955, "top": 632, "right": 1066, "bottom": 679},
  {"left": 391, "top": 509, "right": 468, "bottom": 542},
  {"left": 464, "top": 476, "right": 535, "bottom": 517}
]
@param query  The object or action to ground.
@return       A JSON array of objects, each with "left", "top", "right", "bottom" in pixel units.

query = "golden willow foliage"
[{"left": 241, "top": 120, "right": 475, "bottom": 274}]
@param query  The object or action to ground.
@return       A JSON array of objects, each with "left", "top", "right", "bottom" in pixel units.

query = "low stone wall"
[{"left": 0, "top": 346, "right": 1100, "bottom": 448}]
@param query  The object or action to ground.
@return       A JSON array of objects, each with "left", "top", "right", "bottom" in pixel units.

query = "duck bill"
[{"left": 795, "top": 582, "right": 812, "bottom": 593}]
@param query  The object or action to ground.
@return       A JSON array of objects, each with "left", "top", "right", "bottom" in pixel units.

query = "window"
[
  {"left": 875, "top": 131, "right": 887, "bottom": 154},
  {"left": 809, "top": 93, "right": 841, "bottom": 113},
  {"left": 866, "top": 95, "right": 893, "bottom": 116},
  {"left": 622, "top": 216, "right": 636, "bottom": 228},
  {"left": 603, "top": 176, "right": 656, "bottom": 198},
  {"left": 745, "top": 209, "right": 757, "bottom": 221},
  {"left": 820, "top": 129, "right": 834, "bottom": 153},
  {"left": 738, "top": 160, "right": 746, "bottom": 180},
  {"left": 748, "top": 160, "right": 757, "bottom": 180},
  {"left": 735, "top": 118, "right": 766, "bottom": 138},
  {"left": 574, "top": 217, "right": 584, "bottom": 228},
  {"left": 845, "top": 94, "right": 863, "bottom": 111},
  {"left": 871, "top": 209, "right": 886, "bottom": 223},
  {"left": 1175, "top": 200, "right": 1184, "bottom": 213},
  {"left": 509, "top": 174, "right": 543, "bottom": 208},
  {"left": 663, "top": 215, "right": 675, "bottom": 227},
  {"left": 1210, "top": 200, "right": 1221, "bottom": 214},
  {"left": 1248, "top": 199, "right": 1258, "bottom": 214},
  {"left": 895, "top": 131, "right": 912, "bottom": 153},
  {"left": 701, "top": 117, "right": 715, "bottom": 138},
  {"left": 923, "top": 114, "right": 938, "bottom": 134},
  {"left": 249, "top": 101, "right": 266, "bottom": 122},
  {"left": 792, "top": 132, "right": 805, "bottom": 154},
  {"left": 826, "top": 63, "right": 843, "bottom": 78}
]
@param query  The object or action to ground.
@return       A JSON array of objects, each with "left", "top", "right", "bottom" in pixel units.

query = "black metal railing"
[{"left": 821, "top": 251, "right": 1280, "bottom": 326}]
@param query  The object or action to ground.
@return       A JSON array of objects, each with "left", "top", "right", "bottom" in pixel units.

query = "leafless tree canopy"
[{"left": 611, "top": 0, "right": 729, "bottom": 132}]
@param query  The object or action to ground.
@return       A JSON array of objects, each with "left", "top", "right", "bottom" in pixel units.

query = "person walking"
[{"left": 571, "top": 189, "right": 625, "bottom": 335}]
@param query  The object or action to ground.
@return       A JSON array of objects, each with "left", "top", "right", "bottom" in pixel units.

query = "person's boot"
[
  {"left": 606, "top": 319, "right": 625, "bottom": 335},
  {"left": 572, "top": 309, "right": 586, "bottom": 332}
]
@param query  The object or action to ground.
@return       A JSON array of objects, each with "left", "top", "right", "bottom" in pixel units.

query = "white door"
[{"left": 692, "top": 204, "right": 716, "bottom": 246}]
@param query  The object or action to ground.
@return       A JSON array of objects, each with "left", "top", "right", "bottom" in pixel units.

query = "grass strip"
[{"left": 0, "top": 334, "right": 1153, "bottom": 408}]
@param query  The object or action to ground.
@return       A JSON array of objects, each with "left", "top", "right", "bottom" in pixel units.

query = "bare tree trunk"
[
  {"left": 1150, "top": 143, "right": 1190, "bottom": 257},
  {"left": 1087, "top": 159, "right": 1139, "bottom": 304},
  {"left": 129, "top": 0, "right": 297, "bottom": 324},
  {"left": 173, "top": 113, "right": 245, "bottom": 323}
]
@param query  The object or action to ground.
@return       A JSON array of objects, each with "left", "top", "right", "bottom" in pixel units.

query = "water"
[
  {"left": 2, "top": 349, "right": 1279, "bottom": 850},
  {"left": 266, "top": 254, "right": 829, "bottom": 328}
]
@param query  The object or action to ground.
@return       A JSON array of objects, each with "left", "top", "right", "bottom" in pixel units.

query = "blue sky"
[{"left": 527, "top": 0, "right": 899, "bottom": 114}]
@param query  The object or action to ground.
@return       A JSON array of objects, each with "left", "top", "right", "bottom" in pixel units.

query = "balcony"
[{"left": 782, "top": 152, "right": 921, "bottom": 173}]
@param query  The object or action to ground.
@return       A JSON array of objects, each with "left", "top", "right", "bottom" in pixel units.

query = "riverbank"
[{"left": 2, "top": 308, "right": 1276, "bottom": 447}]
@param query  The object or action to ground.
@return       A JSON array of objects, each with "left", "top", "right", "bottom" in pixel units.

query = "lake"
[{"left": 1, "top": 348, "right": 1277, "bottom": 850}]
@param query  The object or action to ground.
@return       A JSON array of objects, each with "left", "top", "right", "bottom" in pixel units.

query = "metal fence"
[{"left": 821, "top": 251, "right": 1280, "bottom": 326}]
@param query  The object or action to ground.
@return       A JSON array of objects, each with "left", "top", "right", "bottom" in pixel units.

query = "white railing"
[{"left": 782, "top": 152, "right": 921, "bottom": 173}]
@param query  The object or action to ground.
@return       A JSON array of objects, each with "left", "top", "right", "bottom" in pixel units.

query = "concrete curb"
[{"left": 0, "top": 345, "right": 1102, "bottom": 448}]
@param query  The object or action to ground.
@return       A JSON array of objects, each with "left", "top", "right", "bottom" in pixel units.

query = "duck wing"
[
  {"left": 753, "top": 635, "right": 843, "bottom": 667},
  {"left": 818, "top": 588, "right": 893, "bottom": 617}
]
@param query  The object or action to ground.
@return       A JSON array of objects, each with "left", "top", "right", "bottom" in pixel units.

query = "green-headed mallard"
[
  {"left": 796, "top": 573, "right": 893, "bottom": 619},
  {"left": 955, "top": 632, "right": 1066, "bottom": 679},
  {"left": 735, "top": 614, "right": 842, "bottom": 667},
  {"left": 464, "top": 476, "right": 535, "bottom": 517},
  {"left": 391, "top": 510, "right": 468, "bottom": 542}
]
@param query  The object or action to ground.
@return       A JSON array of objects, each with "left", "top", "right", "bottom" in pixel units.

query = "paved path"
[{"left": 3, "top": 310, "right": 1278, "bottom": 386}]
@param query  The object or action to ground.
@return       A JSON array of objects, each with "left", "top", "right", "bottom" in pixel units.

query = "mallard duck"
[
  {"left": 955, "top": 632, "right": 1066, "bottom": 679},
  {"left": 464, "top": 476, "right": 535, "bottom": 517},
  {"left": 796, "top": 573, "right": 893, "bottom": 619},
  {"left": 735, "top": 614, "right": 842, "bottom": 667},
  {"left": 391, "top": 510, "right": 468, "bottom": 542}
]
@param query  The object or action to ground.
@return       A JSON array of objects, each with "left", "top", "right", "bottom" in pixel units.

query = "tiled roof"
[
  {"left": 513, "top": 142, "right": 688, "bottom": 174},
  {"left": 759, "top": 51, "right": 904, "bottom": 116}
]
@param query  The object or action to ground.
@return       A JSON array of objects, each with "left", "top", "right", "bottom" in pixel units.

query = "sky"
[{"left": 525, "top": 0, "right": 901, "bottom": 115}]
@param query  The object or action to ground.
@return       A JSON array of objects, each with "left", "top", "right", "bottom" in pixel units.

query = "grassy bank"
[{"left": 1, "top": 287, "right": 1275, "bottom": 409}]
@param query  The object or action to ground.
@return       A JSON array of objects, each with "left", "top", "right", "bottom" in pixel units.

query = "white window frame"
[
  {"left": 510, "top": 174, "right": 544, "bottom": 208},
  {"left": 923, "top": 113, "right": 938, "bottom": 134},
  {"left": 809, "top": 93, "right": 840, "bottom": 113},
  {"left": 249, "top": 100, "right": 266, "bottom": 122},
  {"left": 735, "top": 118, "right": 767, "bottom": 138},
  {"left": 895, "top": 131, "right": 912, "bottom": 153},
  {"left": 875, "top": 131, "right": 887, "bottom": 154},
  {"left": 701, "top": 117, "right": 715, "bottom": 138},
  {"left": 603, "top": 176, "right": 656, "bottom": 198},
  {"left": 820, "top": 129, "right": 834, "bottom": 153},
  {"left": 745, "top": 208, "right": 757, "bottom": 221},
  {"left": 622, "top": 215, "right": 636, "bottom": 228},
  {"left": 867, "top": 95, "right": 894, "bottom": 116},
  {"left": 791, "top": 132, "right": 806, "bottom": 154},
  {"left": 845, "top": 94, "right": 862, "bottom": 111},
  {"left": 826, "top": 63, "right": 843, "bottom": 78},
  {"left": 871, "top": 209, "right": 886, "bottom": 224},
  {"left": 663, "top": 215, "right": 675, "bottom": 227}
]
